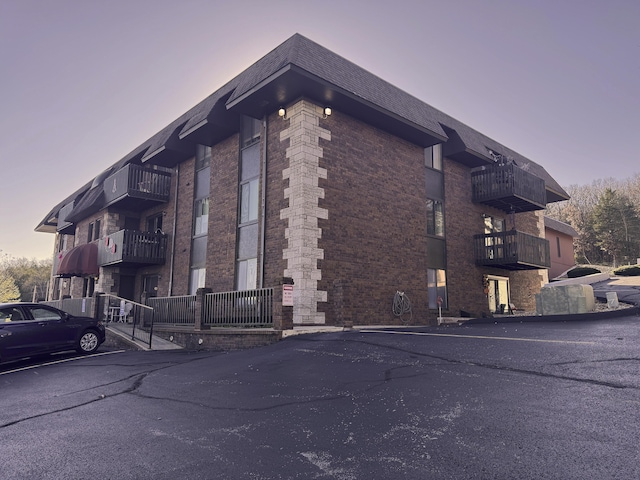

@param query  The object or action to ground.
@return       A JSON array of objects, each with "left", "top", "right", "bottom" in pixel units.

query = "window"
[
  {"left": 57, "top": 234, "right": 68, "bottom": 253},
  {"left": 87, "top": 219, "right": 101, "bottom": 242},
  {"left": 196, "top": 145, "right": 211, "bottom": 169},
  {"left": 236, "top": 258, "right": 257, "bottom": 291},
  {"left": 82, "top": 277, "right": 95, "bottom": 298},
  {"left": 425, "top": 144, "right": 442, "bottom": 170},
  {"left": 193, "top": 198, "right": 209, "bottom": 236},
  {"left": 428, "top": 269, "right": 447, "bottom": 309},
  {"left": 0, "top": 307, "right": 25, "bottom": 322},
  {"left": 241, "top": 117, "right": 261, "bottom": 148},
  {"left": 189, "top": 145, "right": 212, "bottom": 294},
  {"left": 240, "top": 179, "right": 259, "bottom": 224},
  {"left": 147, "top": 214, "right": 163, "bottom": 233},
  {"left": 484, "top": 216, "right": 505, "bottom": 234},
  {"left": 556, "top": 236, "right": 561, "bottom": 257},
  {"left": 28, "top": 306, "right": 63, "bottom": 321},
  {"left": 426, "top": 199, "right": 444, "bottom": 236},
  {"left": 235, "top": 116, "right": 262, "bottom": 291},
  {"left": 189, "top": 268, "right": 206, "bottom": 295}
]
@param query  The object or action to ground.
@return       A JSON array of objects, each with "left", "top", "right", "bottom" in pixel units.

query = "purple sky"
[{"left": 1, "top": 0, "right": 638, "bottom": 260}]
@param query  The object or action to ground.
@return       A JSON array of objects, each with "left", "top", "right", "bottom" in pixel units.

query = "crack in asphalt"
[
  {"left": 0, "top": 355, "right": 210, "bottom": 429},
  {"left": 4, "top": 332, "right": 637, "bottom": 429},
  {"left": 0, "top": 373, "right": 149, "bottom": 430},
  {"left": 132, "top": 390, "right": 351, "bottom": 412},
  {"left": 294, "top": 336, "right": 635, "bottom": 390},
  {"left": 551, "top": 357, "right": 640, "bottom": 366}
]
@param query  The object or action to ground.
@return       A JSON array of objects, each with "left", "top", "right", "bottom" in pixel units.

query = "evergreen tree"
[
  {"left": 592, "top": 189, "right": 640, "bottom": 266},
  {"left": 0, "top": 270, "right": 21, "bottom": 303}
]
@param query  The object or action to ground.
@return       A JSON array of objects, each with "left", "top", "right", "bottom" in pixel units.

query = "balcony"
[
  {"left": 471, "top": 163, "right": 547, "bottom": 213},
  {"left": 103, "top": 164, "right": 172, "bottom": 210},
  {"left": 473, "top": 230, "right": 550, "bottom": 270},
  {"left": 97, "top": 230, "right": 168, "bottom": 267},
  {"left": 56, "top": 201, "right": 76, "bottom": 235}
]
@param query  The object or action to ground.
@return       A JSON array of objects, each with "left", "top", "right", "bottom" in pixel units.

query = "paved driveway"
[
  {"left": 1, "top": 316, "right": 640, "bottom": 479},
  {"left": 592, "top": 275, "right": 640, "bottom": 306}
]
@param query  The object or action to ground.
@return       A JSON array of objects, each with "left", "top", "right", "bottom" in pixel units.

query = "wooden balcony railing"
[
  {"left": 471, "top": 163, "right": 547, "bottom": 213},
  {"left": 97, "top": 229, "right": 168, "bottom": 267},
  {"left": 103, "top": 164, "right": 172, "bottom": 208},
  {"left": 473, "top": 230, "right": 550, "bottom": 270}
]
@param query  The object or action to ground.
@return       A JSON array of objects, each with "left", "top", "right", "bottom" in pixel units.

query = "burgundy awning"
[{"left": 56, "top": 243, "right": 99, "bottom": 278}]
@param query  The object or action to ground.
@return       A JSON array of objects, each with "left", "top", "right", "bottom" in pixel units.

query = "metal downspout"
[
  {"left": 259, "top": 115, "right": 268, "bottom": 289},
  {"left": 168, "top": 164, "right": 179, "bottom": 296}
]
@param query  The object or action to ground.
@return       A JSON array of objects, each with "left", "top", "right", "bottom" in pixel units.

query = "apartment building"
[{"left": 36, "top": 34, "right": 569, "bottom": 326}]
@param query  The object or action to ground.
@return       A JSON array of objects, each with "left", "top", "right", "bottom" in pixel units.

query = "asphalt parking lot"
[{"left": 1, "top": 314, "right": 640, "bottom": 480}]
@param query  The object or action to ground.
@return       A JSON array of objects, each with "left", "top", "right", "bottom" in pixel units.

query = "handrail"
[{"left": 100, "top": 294, "right": 154, "bottom": 348}]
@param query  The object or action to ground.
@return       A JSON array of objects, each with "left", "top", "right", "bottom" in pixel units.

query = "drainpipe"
[
  {"left": 168, "top": 164, "right": 179, "bottom": 296},
  {"left": 259, "top": 115, "right": 268, "bottom": 289}
]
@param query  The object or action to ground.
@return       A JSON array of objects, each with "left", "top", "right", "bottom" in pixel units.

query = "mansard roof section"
[
  {"left": 225, "top": 33, "right": 448, "bottom": 147},
  {"left": 35, "top": 182, "right": 92, "bottom": 233},
  {"left": 437, "top": 113, "right": 570, "bottom": 204}
]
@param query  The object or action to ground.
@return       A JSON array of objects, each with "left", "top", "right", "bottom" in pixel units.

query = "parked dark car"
[{"left": 0, "top": 303, "right": 105, "bottom": 363}]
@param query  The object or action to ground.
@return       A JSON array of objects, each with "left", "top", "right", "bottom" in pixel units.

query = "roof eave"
[{"left": 226, "top": 64, "right": 447, "bottom": 147}]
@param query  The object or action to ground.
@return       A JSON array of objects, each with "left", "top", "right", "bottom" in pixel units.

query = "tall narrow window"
[
  {"left": 236, "top": 116, "right": 261, "bottom": 291},
  {"left": 425, "top": 144, "right": 442, "bottom": 170},
  {"left": 425, "top": 144, "right": 446, "bottom": 287},
  {"left": 426, "top": 199, "right": 444, "bottom": 236},
  {"left": 556, "top": 236, "right": 561, "bottom": 257},
  {"left": 189, "top": 145, "right": 211, "bottom": 295}
]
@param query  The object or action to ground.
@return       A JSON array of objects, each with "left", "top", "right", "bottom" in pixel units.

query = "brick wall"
[
  {"left": 170, "top": 156, "right": 196, "bottom": 295},
  {"left": 443, "top": 159, "right": 494, "bottom": 317},
  {"left": 316, "top": 108, "right": 431, "bottom": 326},
  {"left": 263, "top": 112, "right": 289, "bottom": 290},
  {"left": 207, "top": 135, "right": 240, "bottom": 292}
]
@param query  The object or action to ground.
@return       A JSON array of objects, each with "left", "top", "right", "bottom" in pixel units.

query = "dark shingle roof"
[{"left": 36, "top": 33, "right": 570, "bottom": 231}]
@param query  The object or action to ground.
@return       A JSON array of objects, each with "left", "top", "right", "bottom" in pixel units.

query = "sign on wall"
[{"left": 282, "top": 284, "right": 294, "bottom": 307}]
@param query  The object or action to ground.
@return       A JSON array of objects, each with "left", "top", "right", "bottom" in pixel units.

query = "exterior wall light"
[
  {"left": 323, "top": 107, "right": 332, "bottom": 118},
  {"left": 278, "top": 107, "right": 287, "bottom": 119}
]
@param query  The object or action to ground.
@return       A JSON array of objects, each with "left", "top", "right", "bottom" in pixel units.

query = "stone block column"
[{"left": 279, "top": 100, "right": 330, "bottom": 324}]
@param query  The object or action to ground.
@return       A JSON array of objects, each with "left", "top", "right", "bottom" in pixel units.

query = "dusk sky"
[{"left": 1, "top": 0, "right": 638, "bottom": 261}]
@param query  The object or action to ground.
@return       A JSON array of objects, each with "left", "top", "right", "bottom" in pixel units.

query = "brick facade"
[
  {"left": 51, "top": 100, "right": 552, "bottom": 326},
  {"left": 43, "top": 35, "right": 566, "bottom": 335}
]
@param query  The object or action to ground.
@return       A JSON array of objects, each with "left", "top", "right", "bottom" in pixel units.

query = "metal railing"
[
  {"left": 473, "top": 230, "right": 551, "bottom": 270},
  {"left": 97, "top": 229, "right": 168, "bottom": 266},
  {"left": 147, "top": 288, "right": 274, "bottom": 328},
  {"left": 41, "top": 297, "right": 94, "bottom": 317},
  {"left": 471, "top": 163, "right": 547, "bottom": 212},
  {"left": 203, "top": 288, "right": 273, "bottom": 327},
  {"left": 103, "top": 163, "right": 172, "bottom": 205},
  {"left": 147, "top": 295, "right": 197, "bottom": 325},
  {"left": 100, "top": 294, "right": 154, "bottom": 349}
]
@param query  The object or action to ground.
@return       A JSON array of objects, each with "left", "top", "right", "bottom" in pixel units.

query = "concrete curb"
[{"left": 462, "top": 305, "right": 640, "bottom": 325}]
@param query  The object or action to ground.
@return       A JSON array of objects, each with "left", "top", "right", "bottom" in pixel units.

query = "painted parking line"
[
  {"left": 0, "top": 350, "right": 125, "bottom": 376},
  {"left": 358, "top": 330, "right": 595, "bottom": 345}
]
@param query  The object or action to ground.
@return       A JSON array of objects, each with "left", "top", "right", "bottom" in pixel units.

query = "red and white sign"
[{"left": 282, "top": 284, "right": 294, "bottom": 307}]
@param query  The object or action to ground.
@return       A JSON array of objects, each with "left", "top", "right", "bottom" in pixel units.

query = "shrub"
[
  {"left": 567, "top": 266, "right": 602, "bottom": 278},
  {"left": 613, "top": 265, "right": 640, "bottom": 276}
]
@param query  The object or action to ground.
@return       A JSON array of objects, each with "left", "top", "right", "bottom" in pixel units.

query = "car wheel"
[{"left": 77, "top": 330, "right": 100, "bottom": 354}]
